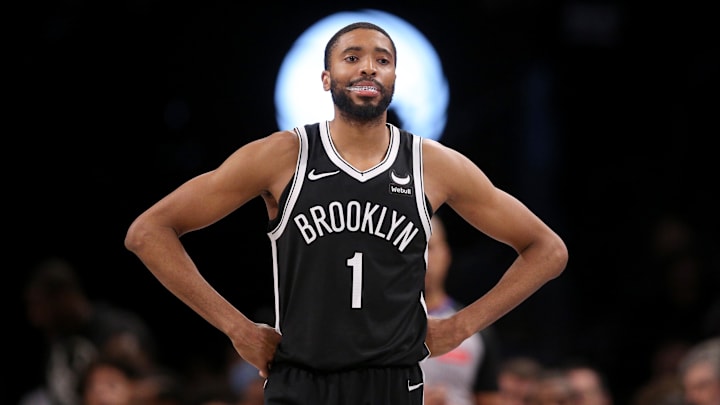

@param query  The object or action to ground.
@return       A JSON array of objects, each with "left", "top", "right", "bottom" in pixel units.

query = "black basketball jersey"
[{"left": 267, "top": 121, "right": 433, "bottom": 371}]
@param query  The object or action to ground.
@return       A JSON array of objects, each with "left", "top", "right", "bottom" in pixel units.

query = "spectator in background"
[
  {"left": 628, "top": 337, "right": 692, "bottom": 405},
  {"left": 227, "top": 353, "right": 265, "bottom": 405},
  {"left": 564, "top": 363, "right": 613, "bottom": 405},
  {"left": 237, "top": 378, "right": 264, "bottom": 405},
  {"left": 19, "top": 257, "right": 157, "bottom": 405},
  {"left": 497, "top": 356, "right": 543, "bottom": 405},
  {"left": 79, "top": 356, "right": 142, "bottom": 405},
  {"left": 678, "top": 337, "right": 720, "bottom": 405},
  {"left": 421, "top": 214, "right": 502, "bottom": 405},
  {"left": 630, "top": 378, "right": 683, "bottom": 405},
  {"left": 526, "top": 369, "right": 578, "bottom": 405}
]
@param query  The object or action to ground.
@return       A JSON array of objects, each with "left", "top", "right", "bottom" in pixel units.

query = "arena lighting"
[{"left": 274, "top": 9, "right": 449, "bottom": 141}]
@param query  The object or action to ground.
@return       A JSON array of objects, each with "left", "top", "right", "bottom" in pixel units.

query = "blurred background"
[{"left": 9, "top": 1, "right": 719, "bottom": 404}]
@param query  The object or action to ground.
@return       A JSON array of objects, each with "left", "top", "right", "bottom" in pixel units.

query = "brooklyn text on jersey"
[{"left": 293, "top": 200, "right": 420, "bottom": 251}]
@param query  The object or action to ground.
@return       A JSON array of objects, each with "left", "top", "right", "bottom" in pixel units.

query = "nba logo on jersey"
[{"left": 389, "top": 170, "right": 413, "bottom": 196}]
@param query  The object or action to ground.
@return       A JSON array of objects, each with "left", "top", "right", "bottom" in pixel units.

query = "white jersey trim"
[
  {"left": 268, "top": 127, "right": 308, "bottom": 240},
  {"left": 413, "top": 134, "right": 432, "bottom": 359},
  {"left": 320, "top": 121, "right": 400, "bottom": 183},
  {"left": 413, "top": 135, "right": 432, "bottom": 245},
  {"left": 268, "top": 126, "right": 308, "bottom": 332}
]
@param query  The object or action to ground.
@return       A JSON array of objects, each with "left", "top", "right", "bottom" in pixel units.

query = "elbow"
[
  {"left": 124, "top": 218, "right": 150, "bottom": 254},
  {"left": 547, "top": 236, "right": 569, "bottom": 280}
]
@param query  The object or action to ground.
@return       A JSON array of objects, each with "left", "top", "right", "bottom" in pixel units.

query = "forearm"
[
  {"left": 125, "top": 221, "right": 254, "bottom": 337},
  {"left": 457, "top": 236, "right": 567, "bottom": 337},
  {"left": 425, "top": 236, "right": 565, "bottom": 357}
]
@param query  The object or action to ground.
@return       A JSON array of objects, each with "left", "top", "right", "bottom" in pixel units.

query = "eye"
[
  {"left": 378, "top": 57, "right": 390, "bottom": 65},
  {"left": 345, "top": 55, "right": 358, "bottom": 62}
]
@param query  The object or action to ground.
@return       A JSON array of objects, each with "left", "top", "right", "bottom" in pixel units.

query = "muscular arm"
[
  {"left": 124, "top": 130, "right": 298, "bottom": 377},
  {"left": 422, "top": 139, "right": 568, "bottom": 357}
]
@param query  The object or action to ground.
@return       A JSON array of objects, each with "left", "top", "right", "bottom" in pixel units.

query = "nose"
[{"left": 360, "top": 58, "right": 376, "bottom": 76}]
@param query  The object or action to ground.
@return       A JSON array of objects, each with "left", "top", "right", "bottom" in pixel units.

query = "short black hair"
[{"left": 324, "top": 21, "right": 397, "bottom": 70}]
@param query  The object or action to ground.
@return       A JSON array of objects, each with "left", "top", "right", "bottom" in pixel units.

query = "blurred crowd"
[
  {"left": 13, "top": 213, "right": 719, "bottom": 405},
  {"left": 16, "top": 256, "right": 266, "bottom": 405}
]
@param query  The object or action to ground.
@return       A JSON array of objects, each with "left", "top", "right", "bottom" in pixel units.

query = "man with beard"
[{"left": 125, "top": 22, "right": 568, "bottom": 405}]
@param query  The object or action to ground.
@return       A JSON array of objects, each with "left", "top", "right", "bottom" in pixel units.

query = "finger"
[{"left": 258, "top": 361, "right": 271, "bottom": 379}]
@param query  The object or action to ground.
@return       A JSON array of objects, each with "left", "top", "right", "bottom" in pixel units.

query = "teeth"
[{"left": 348, "top": 86, "right": 377, "bottom": 91}]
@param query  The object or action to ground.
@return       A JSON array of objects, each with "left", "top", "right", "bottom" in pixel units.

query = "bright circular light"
[{"left": 274, "top": 9, "right": 449, "bottom": 141}]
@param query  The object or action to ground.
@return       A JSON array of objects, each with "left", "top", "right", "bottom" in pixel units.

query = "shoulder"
[
  {"left": 208, "top": 129, "right": 299, "bottom": 198},
  {"left": 421, "top": 137, "right": 468, "bottom": 168},
  {"left": 246, "top": 129, "right": 299, "bottom": 155},
  {"left": 223, "top": 130, "right": 299, "bottom": 170},
  {"left": 420, "top": 138, "right": 492, "bottom": 210}
]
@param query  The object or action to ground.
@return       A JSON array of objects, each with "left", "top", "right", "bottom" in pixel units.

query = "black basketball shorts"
[{"left": 263, "top": 363, "right": 425, "bottom": 405}]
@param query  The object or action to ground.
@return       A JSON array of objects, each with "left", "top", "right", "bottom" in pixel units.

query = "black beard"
[{"left": 330, "top": 78, "right": 394, "bottom": 122}]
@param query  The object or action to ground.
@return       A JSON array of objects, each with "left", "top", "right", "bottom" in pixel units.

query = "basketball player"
[{"left": 125, "top": 21, "right": 568, "bottom": 405}]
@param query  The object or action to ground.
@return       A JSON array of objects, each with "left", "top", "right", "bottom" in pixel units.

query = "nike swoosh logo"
[
  {"left": 391, "top": 170, "right": 411, "bottom": 185},
  {"left": 407, "top": 380, "right": 424, "bottom": 392},
  {"left": 307, "top": 169, "right": 340, "bottom": 181}
]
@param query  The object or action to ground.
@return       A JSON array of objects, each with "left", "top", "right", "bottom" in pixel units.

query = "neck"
[
  {"left": 327, "top": 116, "right": 390, "bottom": 171},
  {"left": 330, "top": 111, "right": 388, "bottom": 138}
]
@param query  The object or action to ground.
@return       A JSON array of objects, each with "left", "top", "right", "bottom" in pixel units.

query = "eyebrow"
[{"left": 341, "top": 45, "right": 393, "bottom": 56}]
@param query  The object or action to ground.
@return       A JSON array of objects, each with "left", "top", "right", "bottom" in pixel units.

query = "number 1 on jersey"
[{"left": 346, "top": 252, "right": 363, "bottom": 309}]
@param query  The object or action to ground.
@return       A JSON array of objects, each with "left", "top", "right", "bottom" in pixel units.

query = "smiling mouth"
[{"left": 347, "top": 86, "right": 378, "bottom": 92}]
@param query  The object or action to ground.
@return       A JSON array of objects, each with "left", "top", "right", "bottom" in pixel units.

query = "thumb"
[{"left": 258, "top": 361, "right": 270, "bottom": 379}]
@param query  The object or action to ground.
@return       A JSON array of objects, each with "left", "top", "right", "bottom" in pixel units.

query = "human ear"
[{"left": 321, "top": 71, "right": 331, "bottom": 91}]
